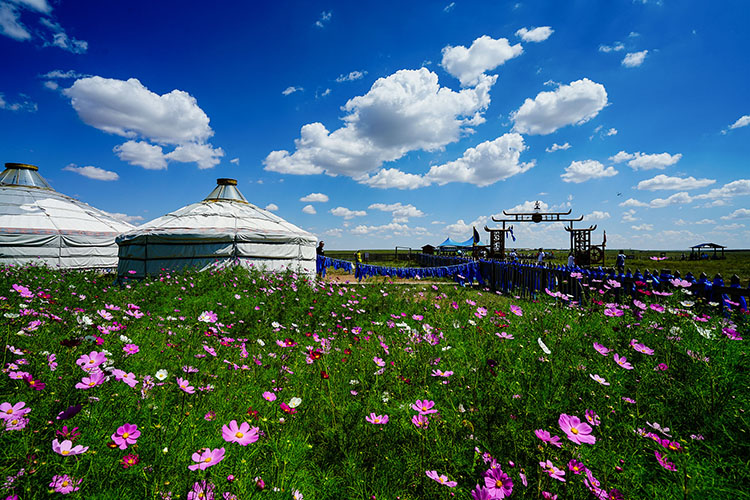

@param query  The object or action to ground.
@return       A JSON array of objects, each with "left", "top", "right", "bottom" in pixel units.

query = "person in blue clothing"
[{"left": 616, "top": 250, "right": 626, "bottom": 274}]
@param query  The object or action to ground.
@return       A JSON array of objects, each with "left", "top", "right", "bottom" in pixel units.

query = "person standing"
[
  {"left": 537, "top": 248, "right": 545, "bottom": 265},
  {"left": 316, "top": 241, "right": 325, "bottom": 257},
  {"left": 616, "top": 250, "right": 626, "bottom": 274},
  {"left": 567, "top": 253, "right": 575, "bottom": 267}
]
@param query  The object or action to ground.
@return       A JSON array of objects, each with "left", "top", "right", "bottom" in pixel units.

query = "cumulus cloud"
[
  {"left": 351, "top": 222, "right": 429, "bottom": 237},
  {"left": 265, "top": 68, "right": 495, "bottom": 178},
  {"left": 515, "top": 26, "right": 553, "bottom": 42},
  {"left": 637, "top": 174, "right": 715, "bottom": 191},
  {"left": 113, "top": 141, "right": 167, "bottom": 170},
  {"left": 230, "top": 158, "right": 239, "bottom": 165},
  {"left": 648, "top": 191, "right": 692, "bottom": 208},
  {"left": 165, "top": 142, "right": 224, "bottom": 169},
  {"left": 368, "top": 202, "right": 424, "bottom": 222},
  {"left": 64, "top": 77, "right": 213, "bottom": 144},
  {"left": 425, "top": 133, "right": 534, "bottom": 186},
  {"left": 560, "top": 160, "right": 617, "bottom": 183},
  {"left": 300, "top": 192, "right": 329, "bottom": 203},
  {"left": 546, "top": 142, "right": 571, "bottom": 152},
  {"left": 605, "top": 127, "right": 617, "bottom": 136},
  {"left": 720, "top": 208, "right": 750, "bottom": 220},
  {"left": 609, "top": 150, "right": 682, "bottom": 170},
  {"left": 107, "top": 212, "right": 143, "bottom": 224},
  {"left": 265, "top": 203, "right": 279, "bottom": 212},
  {"left": 631, "top": 223, "right": 654, "bottom": 231},
  {"left": 282, "top": 86, "right": 303, "bottom": 96},
  {"left": 622, "top": 50, "right": 648, "bottom": 67},
  {"left": 728, "top": 115, "right": 750, "bottom": 130},
  {"left": 441, "top": 35, "right": 522, "bottom": 87},
  {"left": 621, "top": 209, "right": 638, "bottom": 222},
  {"left": 41, "top": 69, "right": 87, "bottom": 79},
  {"left": 302, "top": 204, "right": 316, "bottom": 214},
  {"left": 694, "top": 179, "right": 750, "bottom": 200},
  {"left": 62, "top": 164, "right": 119, "bottom": 181},
  {"left": 359, "top": 168, "right": 432, "bottom": 190},
  {"left": 511, "top": 78, "right": 608, "bottom": 135},
  {"left": 619, "top": 198, "right": 649, "bottom": 208},
  {"left": 599, "top": 42, "right": 624, "bottom": 53},
  {"left": 330, "top": 206, "right": 366, "bottom": 219},
  {"left": 587, "top": 210, "right": 611, "bottom": 220},
  {"left": 336, "top": 71, "right": 367, "bottom": 83}
]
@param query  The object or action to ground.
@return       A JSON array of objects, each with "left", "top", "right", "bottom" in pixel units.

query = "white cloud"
[
  {"left": 41, "top": 69, "right": 87, "bottom": 79},
  {"left": 330, "top": 206, "right": 366, "bottom": 219},
  {"left": 587, "top": 210, "right": 610, "bottom": 220},
  {"left": 605, "top": 127, "right": 617, "bottom": 136},
  {"left": 440, "top": 35, "right": 522, "bottom": 87},
  {"left": 315, "top": 10, "right": 331, "bottom": 28},
  {"left": 0, "top": 92, "right": 37, "bottom": 112},
  {"left": 515, "top": 26, "right": 553, "bottom": 42},
  {"left": 62, "top": 164, "right": 119, "bottom": 181},
  {"left": 713, "top": 223, "right": 745, "bottom": 231},
  {"left": 637, "top": 174, "right": 715, "bottom": 191},
  {"left": 546, "top": 142, "right": 571, "bottom": 152},
  {"left": 619, "top": 198, "right": 649, "bottom": 208},
  {"left": 265, "top": 68, "right": 495, "bottom": 178},
  {"left": 302, "top": 204, "right": 316, "bottom": 215},
  {"left": 694, "top": 179, "right": 750, "bottom": 200},
  {"left": 621, "top": 209, "right": 638, "bottom": 222},
  {"left": 352, "top": 222, "right": 429, "bottom": 237},
  {"left": 359, "top": 168, "right": 433, "bottom": 190},
  {"left": 324, "top": 228, "right": 343, "bottom": 237},
  {"left": 282, "top": 86, "right": 303, "bottom": 96},
  {"left": 336, "top": 71, "right": 367, "bottom": 83},
  {"left": 368, "top": 202, "right": 424, "bottom": 222},
  {"left": 107, "top": 212, "right": 143, "bottom": 224},
  {"left": 649, "top": 191, "right": 692, "bottom": 208},
  {"left": 720, "top": 208, "right": 750, "bottom": 220},
  {"left": 599, "top": 42, "right": 624, "bottom": 53},
  {"left": 113, "top": 141, "right": 167, "bottom": 170},
  {"left": 631, "top": 223, "right": 654, "bottom": 231},
  {"left": 622, "top": 50, "right": 648, "bottom": 68},
  {"left": 560, "top": 160, "right": 617, "bottom": 183},
  {"left": 165, "top": 142, "right": 224, "bottom": 169},
  {"left": 505, "top": 200, "right": 550, "bottom": 213},
  {"left": 0, "top": 2, "right": 30, "bottom": 40},
  {"left": 511, "top": 78, "right": 608, "bottom": 135},
  {"left": 695, "top": 218, "right": 714, "bottom": 225},
  {"left": 424, "top": 133, "right": 534, "bottom": 186},
  {"left": 319, "top": 88, "right": 331, "bottom": 98},
  {"left": 40, "top": 18, "right": 87, "bottom": 53},
  {"left": 444, "top": 2, "right": 455, "bottom": 12},
  {"left": 43, "top": 80, "right": 58, "bottom": 90},
  {"left": 230, "top": 158, "right": 239, "bottom": 165},
  {"left": 300, "top": 192, "right": 329, "bottom": 203},
  {"left": 64, "top": 76, "right": 213, "bottom": 144},
  {"left": 610, "top": 151, "right": 682, "bottom": 170},
  {"left": 10, "top": 0, "right": 51, "bottom": 13},
  {"left": 728, "top": 115, "right": 750, "bottom": 130},
  {"left": 265, "top": 203, "right": 279, "bottom": 212}
]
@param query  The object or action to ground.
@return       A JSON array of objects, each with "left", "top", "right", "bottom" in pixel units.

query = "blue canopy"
[{"left": 437, "top": 236, "right": 480, "bottom": 248}]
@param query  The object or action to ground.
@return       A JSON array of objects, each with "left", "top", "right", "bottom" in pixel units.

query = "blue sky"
[{"left": 1, "top": 0, "right": 748, "bottom": 250}]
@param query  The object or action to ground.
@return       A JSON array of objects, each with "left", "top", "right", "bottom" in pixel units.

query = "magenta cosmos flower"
[
  {"left": 412, "top": 414, "right": 429, "bottom": 428},
  {"left": 189, "top": 447, "right": 225, "bottom": 471},
  {"left": 75, "top": 351, "right": 107, "bottom": 372},
  {"left": 75, "top": 371, "right": 105, "bottom": 390},
  {"left": 484, "top": 467, "right": 513, "bottom": 498},
  {"left": 262, "top": 391, "right": 277, "bottom": 402},
  {"left": 52, "top": 439, "right": 89, "bottom": 456},
  {"left": 111, "top": 423, "right": 140, "bottom": 450},
  {"left": 112, "top": 369, "right": 138, "bottom": 388},
  {"left": 198, "top": 310, "right": 218, "bottom": 323},
  {"left": 539, "top": 460, "right": 566, "bottom": 482},
  {"left": 593, "top": 342, "right": 611, "bottom": 356},
  {"left": 654, "top": 451, "right": 677, "bottom": 471},
  {"left": 222, "top": 420, "right": 259, "bottom": 446},
  {"left": 510, "top": 305, "right": 523, "bottom": 316},
  {"left": 365, "top": 413, "right": 389, "bottom": 424},
  {"left": 411, "top": 399, "right": 438, "bottom": 415},
  {"left": 589, "top": 374, "right": 610, "bottom": 386},
  {"left": 0, "top": 401, "right": 30, "bottom": 421},
  {"left": 585, "top": 409, "right": 601, "bottom": 426},
  {"left": 176, "top": 377, "right": 196, "bottom": 394},
  {"left": 426, "top": 470, "right": 457, "bottom": 487},
  {"left": 534, "top": 429, "right": 562, "bottom": 448},
  {"left": 49, "top": 474, "right": 82, "bottom": 494},
  {"left": 613, "top": 353, "right": 634, "bottom": 370},
  {"left": 559, "top": 413, "right": 596, "bottom": 445}
]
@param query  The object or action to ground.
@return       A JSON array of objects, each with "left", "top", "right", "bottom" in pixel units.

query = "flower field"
[{"left": 0, "top": 264, "right": 747, "bottom": 499}]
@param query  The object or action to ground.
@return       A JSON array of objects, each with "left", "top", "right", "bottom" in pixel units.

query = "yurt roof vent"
[
  {"left": 0, "top": 163, "right": 52, "bottom": 190},
  {"left": 203, "top": 178, "right": 248, "bottom": 203}
]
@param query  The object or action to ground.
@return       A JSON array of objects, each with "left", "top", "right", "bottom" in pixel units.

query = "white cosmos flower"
[
  {"left": 288, "top": 397, "right": 302, "bottom": 408},
  {"left": 155, "top": 369, "right": 168, "bottom": 381}
]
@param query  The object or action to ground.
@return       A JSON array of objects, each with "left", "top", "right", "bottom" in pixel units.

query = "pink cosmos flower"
[
  {"left": 111, "top": 423, "right": 140, "bottom": 450},
  {"left": 189, "top": 447, "right": 225, "bottom": 471},
  {"left": 471, "top": 485, "right": 493, "bottom": 500},
  {"left": 633, "top": 299, "right": 647, "bottom": 310},
  {"left": 0, "top": 402, "right": 30, "bottom": 421},
  {"left": 373, "top": 356, "right": 385, "bottom": 367},
  {"left": 97, "top": 309, "right": 113, "bottom": 321},
  {"left": 484, "top": 467, "right": 513, "bottom": 498},
  {"left": 75, "top": 351, "right": 107, "bottom": 372},
  {"left": 542, "top": 493, "right": 558, "bottom": 500},
  {"left": 585, "top": 409, "right": 601, "bottom": 426},
  {"left": 534, "top": 429, "right": 562, "bottom": 448},
  {"left": 222, "top": 420, "right": 260, "bottom": 446},
  {"left": 568, "top": 459, "right": 585, "bottom": 475},
  {"left": 613, "top": 353, "right": 634, "bottom": 370},
  {"left": 630, "top": 339, "right": 655, "bottom": 355},
  {"left": 365, "top": 413, "right": 389, "bottom": 424},
  {"left": 412, "top": 414, "right": 429, "bottom": 428},
  {"left": 650, "top": 303, "right": 665, "bottom": 313},
  {"left": 52, "top": 438, "right": 89, "bottom": 456},
  {"left": 12, "top": 284, "right": 34, "bottom": 298},
  {"left": 75, "top": 371, "right": 105, "bottom": 390},
  {"left": 559, "top": 413, "right": 596, "bottom": 445},
  {"left": 49, "top": 474, "right": 82, "bottom": 494},
  {"left": 426, "top": 470, "right": 457, "bottom": 487},
  {"left": 654, "top": 451, "right": 677, "bottom": 471},
  {"left": 604, "top": 307, "right": 624, "bottom": 317},
  {"left": 111, "top": 369, "right": 139, "bottom": 388},
  {"left": 593, "top": 342, "right": 611, "bottom": 356},
  {"left": 510, "top": 305, "right": 523, "bottom": 316},
  {"left": 123, "top": 344, "right": 139, "bottom": 356},
  {"left": 187, "top": 480, "right": 215, "bottom": 500},
  {"left": 262, "top": 391, "right": 277, "bottom": 402},
  {"left": 496, "top": 332, "right": 514, "bottom": 340},
  {"left": 198, "top": 311, "right": 218, "bottom": 323},
  {"left": 431, "top": 369, "right": 454, "bottom": 378},
  {"left": 412, "top": 399, "right": 438, "bottom": 415},
  {"left": 177, "top": 377, "right": 196, "bottom": 394},
  {"left": 589, "top": 373, "right": 610, "bottom": 386},
  {"left": 540, "top": 460, "right": 566, "bottom": 482}
]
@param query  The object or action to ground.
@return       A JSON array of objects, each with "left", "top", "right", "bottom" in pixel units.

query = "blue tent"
[{"left": 437, "top": 236, "right": 480, "bottom": 248}]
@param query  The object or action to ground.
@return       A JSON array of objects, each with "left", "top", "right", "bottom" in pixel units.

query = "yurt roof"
[{"left": 0, "top": 163, "right": 134, "bottom": 236}]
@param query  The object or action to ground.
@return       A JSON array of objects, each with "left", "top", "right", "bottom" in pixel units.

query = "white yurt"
[
  {"left": 116, "top": 178, "right": 317, "bottom": 279},
  {"left": 0, "top": 162, "right": 134, "bottom": 269}
]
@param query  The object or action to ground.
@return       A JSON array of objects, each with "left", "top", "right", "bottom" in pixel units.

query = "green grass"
[{"left": 0, "top": 264, "right": 747, "bottom": 499}]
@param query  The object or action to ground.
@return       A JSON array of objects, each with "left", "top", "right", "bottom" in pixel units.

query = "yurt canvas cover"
[
  {"left": 0, "top": 163, "right": 134, "bottom": 269},
  {"left": 116, "top": 178, "right": 317, "bottom": 278}
]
